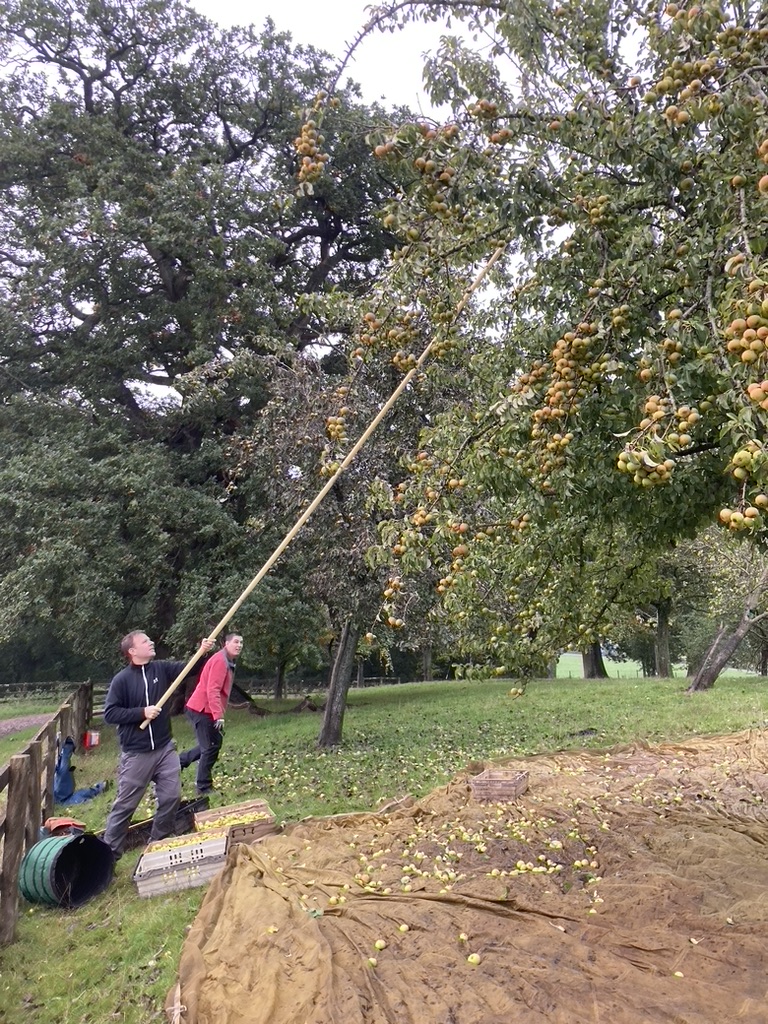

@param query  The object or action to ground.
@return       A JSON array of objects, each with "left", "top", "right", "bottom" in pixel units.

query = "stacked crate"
[
  {"left": 133, "top": 827, "right": 230, "bottom": 897},
  {"left": 133, "top": 799, "right": 277, "bottom": 897},
  {"left": 194, "top": 798, "right": 277, "bottom": 845}
]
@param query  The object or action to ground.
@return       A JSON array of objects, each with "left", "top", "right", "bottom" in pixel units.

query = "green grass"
[
  {"left": 555, "top": 651, "right": 667, "bottom": 678},
  {"left": 1, "top": 673, "right": 767, "bottom": 1023},
  {"left": 0, "top": 698, "right": 61, "bottom": 722},
  {"left": 0, "top": 727, "right": 46, "bottom": 767},
  {"left": 556, "top": 652, "right": 697, "bottom": 679},
  {"left": 556, "top": 651, "right": 626, "bottom": 677},
  {"left": 0, "top": 700, "right": 59, "bottom": 776}
]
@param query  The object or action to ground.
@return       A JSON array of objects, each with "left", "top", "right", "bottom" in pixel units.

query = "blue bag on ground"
[{"left": 54, "top": 736, "right": 109, "bottom": 805}]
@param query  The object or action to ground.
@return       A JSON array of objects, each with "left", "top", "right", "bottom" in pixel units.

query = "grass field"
[
  {"left": 0, "top": 699, "right": 59, "bottom": 769},
  {"left": 0, "top": 698, "right": 64, "bottom": 722},
  {"left": 0, "top": 726, "right": 45, "bottom": 767},
  {"left": 555, "top": 651, "right": 681, "bottom": 678},
  {"left": 1, "top": 673, "right": 767, "bottom": 1023}
]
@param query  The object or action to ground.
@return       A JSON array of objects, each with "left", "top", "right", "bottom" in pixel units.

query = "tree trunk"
[
  {"left": 317, "top": 621, "right": 360, "bottom": 747},
  {"left": 687, "top": 569, "right": 768, "bottom": 691},
  {"left": 272, "top": 661, "right": 287, "bottom": 700},
  {"left": 356, "top": 660, "right": 364, "bottom": 687},
  {"left": 581, "top": 641, "right": 608, "bottom": 679},
  {"left": 422, "top": 644, "right": 433, "bottom": 682},
  {"left": 760, "top": 644, "right": 768, "bottom": 677},
  {"left": 686, "top": 621, "right": 752, "bottom": 691},
  {"left": 654, "top": 598, "right": 673, "bottom": 678},
  {"left": 640, "top": 650, "right": 656, "bottom": 678}
]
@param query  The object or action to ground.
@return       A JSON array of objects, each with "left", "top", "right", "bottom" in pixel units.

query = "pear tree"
[{"left": 306, "top": 0, "right": 768, "bottom": 682}]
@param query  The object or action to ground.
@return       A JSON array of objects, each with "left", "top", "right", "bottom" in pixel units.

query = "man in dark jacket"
[{"left": 102, "top": 630, "right": 213, "bottom": 858}]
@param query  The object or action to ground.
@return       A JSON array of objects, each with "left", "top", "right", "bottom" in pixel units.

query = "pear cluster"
[
  {"left": 531, "top": 323, "right": 605, "bottom": 429},
  {"left": 718, "top": 492, "right": 768, "bottom": 532},
  {"left": 325, "top": 413, "right": 349, "bottom": 444},
  {"left": 724, "top": 310, "right": 768, "bottom": 365},
  {"left": 616, "top": 448, "right": 676, "bottom": 487},
  {"left": 380, "top": 575, "right": 405, "bottom": 629},
  {"left": 294, "top": 107, "right": 329, "bottom": 187}
]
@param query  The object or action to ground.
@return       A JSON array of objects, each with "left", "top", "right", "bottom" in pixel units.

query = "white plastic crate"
[{"left": 133, "top": 829, "right": 228, "bottom": 897}]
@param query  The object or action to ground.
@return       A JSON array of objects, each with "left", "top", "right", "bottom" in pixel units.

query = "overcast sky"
[{"left": 189, "top": 0, "right": 447, "bottom": 113}]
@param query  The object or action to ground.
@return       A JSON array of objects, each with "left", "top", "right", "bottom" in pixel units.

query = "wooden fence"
[
  {"left": 351, "top": 675, "right": 401, "bottom": 687},
  {"left": 0, "top": 682, "right": 91, "bottom": 945},
  {"left": 0, "top": 681, "right": 76, "bottom": 700}
]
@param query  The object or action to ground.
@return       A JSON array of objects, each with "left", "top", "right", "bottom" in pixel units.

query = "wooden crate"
[
  {"left": 469, "top": 769, "right": 529, "bottom": 802},
  {"left": 194, "top": 798, "right": 278, "bottom": 845},
  {"left": 133, "top": 828, "right": 229, "bottom": 897}
]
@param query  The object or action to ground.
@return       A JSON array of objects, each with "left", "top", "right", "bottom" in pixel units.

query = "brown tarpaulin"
[{"left": 168, "top": 730, "right": 768, "bottom": 1023}]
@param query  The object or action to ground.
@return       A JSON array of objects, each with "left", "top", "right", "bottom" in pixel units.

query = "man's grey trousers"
[{"left": 103, "top": 741, "right": 181, "bottom": 856}]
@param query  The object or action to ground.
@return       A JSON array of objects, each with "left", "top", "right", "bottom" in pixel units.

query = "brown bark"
[
  {"left": 317, "top": 621, "right": 360, "bottom": 747},
  {"left": 247, "top": 703, "right": 269, "bottom": 718},
  {"left": 654, "top": 598, "right": 673, "bottom": 678},
  {"left": 272, "top": 662, "right": 287, "bottom": 701},
  {"left": 687, "top": 567, "right": 768, "bottom": 691},
  {"left": 686, "top": 622, "right": 752, "bottom": 690},
  {"left": 422, "top": 644, "right": 433, "bottom": 682},
  {"left": 288, "top": 697, "right": 323, "bottom": 713},
  {"left": 582, "top": 641, "right": 608, "bottom": 679}
]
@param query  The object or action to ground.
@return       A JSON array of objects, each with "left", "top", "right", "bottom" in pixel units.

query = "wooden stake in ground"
[{"left": 141, "top": 245, "right": 506, "bottom": 726}]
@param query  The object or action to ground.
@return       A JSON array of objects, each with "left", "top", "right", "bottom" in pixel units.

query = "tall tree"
[
  {"left": 223, "top": 343, "right": 453, "bottom": 743},
  {"left": 0, "top": 0, "right": 410, "bottom": 669},
  {"left": 312, "top": 0, "right": 768, "bottom": 683}
]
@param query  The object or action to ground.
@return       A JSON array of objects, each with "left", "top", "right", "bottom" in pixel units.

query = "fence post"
[
  {"left": 58, "top": 703, "right": 72, "bottom": 747},
  {"left": 0, "top": 755, "right": 32, "bottom": 945},
  {"left": 25, "top": 742, "right": 43, "bottom": 852},
  {"left": 84, "top": 680, "right": 94, "bottom": 727},
  {"left": 77, "top": 683, "right": 89, "bottom": 743},
  {"left": 40, "top": 723, "right": 56, "bottom": 823},
  {"left": 72, "top": 687, "right": 84, "bottom": 749}
]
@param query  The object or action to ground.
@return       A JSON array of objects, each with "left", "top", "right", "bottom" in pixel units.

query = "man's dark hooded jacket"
[{"left": 104, "top": 660, "right": 186, "bottom": 753}]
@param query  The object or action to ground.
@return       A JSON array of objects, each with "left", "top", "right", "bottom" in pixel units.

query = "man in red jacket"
[{"left": 179, "top": 633, "right": 243, "bottom": 795}]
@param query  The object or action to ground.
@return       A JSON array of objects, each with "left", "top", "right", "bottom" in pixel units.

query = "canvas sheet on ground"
[{"left": 169, "top": 730, "right": 768, "bottom": 1024}]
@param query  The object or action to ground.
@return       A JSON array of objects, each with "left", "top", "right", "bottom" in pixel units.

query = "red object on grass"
[{"left": 83, "top": 730, "right": 100, "bottom": 750}]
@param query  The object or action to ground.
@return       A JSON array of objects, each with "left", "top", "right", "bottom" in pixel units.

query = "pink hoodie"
[{"left": 185, "top": 649, "right": 234, "bottom": 721}]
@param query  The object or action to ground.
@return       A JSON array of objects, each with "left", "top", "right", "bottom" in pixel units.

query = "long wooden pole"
[{"left": 141, "top": 245, "right": 506, "bottom": 724}]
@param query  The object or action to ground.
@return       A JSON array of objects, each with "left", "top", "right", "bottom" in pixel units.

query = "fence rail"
[
  {"left": 0, "top": 682, "right": 91, "bottom": 945},
  {"left": 0, "top": 680, "right": 78, "bottom": 700}
]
